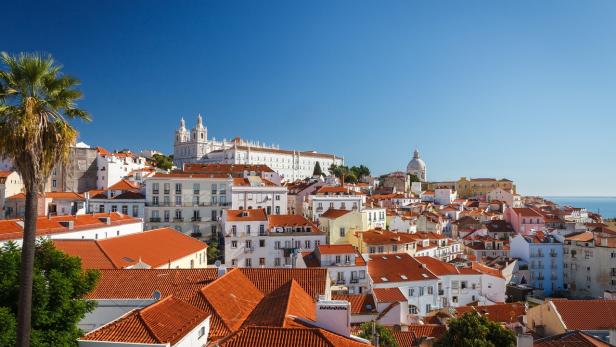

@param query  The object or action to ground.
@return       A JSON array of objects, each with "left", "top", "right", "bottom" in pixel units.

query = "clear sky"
[{"left": 4, "top": 1, "right": 616, "bottom": 196}]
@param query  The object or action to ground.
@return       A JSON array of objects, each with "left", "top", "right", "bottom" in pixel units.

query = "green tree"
[
  {"left": 207, "top": 241, "right": 219, "bottom": 264},
  {"left": 312, "top": 161, "right": 323, "bottom": 176},
  {"left": 328, "top": 164, "right": 359, "bottom": 184},
  {"left": 0, "top": 52, "right": 91, "bottom": 346},
  {"left": 434, "top": 312, "right": 516, "bottom": 347},
  {"left": 357, "top": 322, "right": 398, "bottom": 347},
  {"left": 408, "top": 173, "right": 420, "bottom": 183},
  {"left": 152, "top": 153, "right": 173, "bottom": 171},
  {"left": 350, "top": 165, "right": 370, "bottom": 180},
  {"left": 0, "top": 240, "right": 99, "bottom": 346}
]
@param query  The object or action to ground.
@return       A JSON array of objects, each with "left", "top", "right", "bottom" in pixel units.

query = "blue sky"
[{"left": 4, "top": 1, "right": 616, "bottom": 196}]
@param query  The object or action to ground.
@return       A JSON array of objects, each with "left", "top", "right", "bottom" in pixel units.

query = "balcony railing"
[
  {"left": 146, "top": 201, "right": 230, "bottom": 207},
  {"left": 350, "top": 278, "right": 359, "bottom": 284},
  {"left": 173, "top": 217, "right": 184, "bottom": 222},
  {"left": 336, "top": 279, "right": 346, "bottom": 285},
  {"left": 149, "top": 217, "right": 161, "bottom": 222},
  {"left": 191, "top": 217, "right": 202, "bottom": 222}
]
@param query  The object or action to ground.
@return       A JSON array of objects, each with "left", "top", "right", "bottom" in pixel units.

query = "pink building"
[{"left": 504, "top": 207, "right": 545, "bottom": 235}]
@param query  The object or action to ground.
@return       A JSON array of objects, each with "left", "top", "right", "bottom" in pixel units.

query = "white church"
[{"left": 173, "top": 114, "right": 344, "bottom": 182}]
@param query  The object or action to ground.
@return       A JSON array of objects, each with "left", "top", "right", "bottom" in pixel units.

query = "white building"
[
  {"left": 86, "top": 179, "right": 145, "bottom": 219},
  {"left": 406, "top": 149, "right": 427, "bottom": 182},
  {"left": 368, "top": 253, "right": 506, "bottom": 317},
  {"left": 5, "top": 192, "right": 86, "bottom": 218},
  {"left": 309, "top": 186, "right": 365, "bottom": 221},
  {"left": 144, "top": 172, "right": 232, "bottom": 239},
  {"left": 173, "top": 114, "right": 343, "bottom": 182},
  {"left": 299, "top": 244, "right": 370, "bottom": 295},
  {"left": 487, "top": 187, "right": 521, "bottom": 208},
  {"left": 0, "top": 212, "right": 144, "bottom": 246},
  {"left": 0, "top": 171, "right": 23, "bottom": 219},
  {"left": 230, "top": 176, "right": 287, "bottom": 214},
  {"left": 96, "top": 149, "right": 148, "bottom": 190},
  {"left": 222, "top": 209, "right": 326, "bottom": 268},
  {"left": 434, "top": 187, "right": 457, "bottom": 205}
]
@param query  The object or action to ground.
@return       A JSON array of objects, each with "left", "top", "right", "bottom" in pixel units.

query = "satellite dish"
[
  {"left": 152, "top": 290, "right": 161, "bottom": 300},
  {"left": 215, "top": 260, "right": 221, "bottom": 268}
]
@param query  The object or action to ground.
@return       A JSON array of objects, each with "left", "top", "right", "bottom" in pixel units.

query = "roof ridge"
[{"left": 94, "top": 239, "right": 121, "bottom": 269}]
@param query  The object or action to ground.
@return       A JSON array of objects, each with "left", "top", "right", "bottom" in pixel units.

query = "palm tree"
[{"left": 0, "top": 52, "right": 91, "bottom": 347}]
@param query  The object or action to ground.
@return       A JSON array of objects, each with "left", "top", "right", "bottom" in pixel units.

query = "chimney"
[
  {"left": 98, "top": 216, "right": 111, "bottom": 225},
  {"left": 516, "top": 334, "right": 533, "bottom": 347},
  {"left": 58, "top": 220, "right": 74, "bottom": 230},
  {"left": 315, "top": 298, "right": 351, "bottom": 337}
]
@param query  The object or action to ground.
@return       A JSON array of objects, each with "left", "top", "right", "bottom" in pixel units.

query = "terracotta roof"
[
  {"left": 372, "top": 288, "right": 407, "bottom": 303},
  {"left": 53, "top": 228, "right": 208, "bottom": 269},
  {"left": 111, "top": 191, "right": 145, "bottom": 200},
  {"left": 8, "top": 191, "right": 84, "bottom": 200},
  {"left": 152, "top": 172, "right": 230, "bottom": 179},
  {"left": 0, "top": 212, "right": 141, "bottom": 241},
  {"left": 217, "top": 326, "right": 370, "bottom": 347},
  {"left": 455, "top": 302, "right": 525, "bottom": 323},
  {"left": 0, "top": 171, "right": 13, "bottom": 178},
  {"left": 226, "top": 208, "right": 268, "bottom": 222},
  {"left": 332, "top": 294, "right": 376, "bottom": 315},
  {"left": 356, "top": 229, "right": 418, "bottom": 245},
  {"left": 512, "top": 207, "right": 543, "bottom": 217},
  {"left": 268, "top": 214, "right": 321, "bottom": 231},
  {"left": 317, "top": 244, "right": 357, "bottom": 255},
  {"left": 238, "top": 268, "right": 328, "bottom": 300},
  {"left": 391, "top": 324, "right": 446, "bottom": 346},
  {"left": 86, "top": 269, "right": 219, "bottom": 300},
  {"left": 551, "top": 300, "right": 616, "bottom": 330},
  {"left": 534, "top": 330, "right": 611, "bottom": 347},
  {"left": 471, "top": 262, "right": 505, "bottom": 279},
  {"left": 316, "top": 186, "right": 360, "bottom": 195},
  {"left": 367, "top": 253, "right": 438, "bottom": 284},
  {"left": 80, "top": 296, "right": 209, "bottom": 345},
  {"left": 565, "top": 232, "right": 594, "bottom": 242},
  {"left": 232, "top": 177, "right": 278, "bottom": 187},
  {"left": 414, "top": 256, "right": 465, "bottom": 276},
  {"left": 108, "top": 178, "right": 140, "bottom": 191},
  {"left": 320, "top": 208, "right": 352, "bottom": 219}
]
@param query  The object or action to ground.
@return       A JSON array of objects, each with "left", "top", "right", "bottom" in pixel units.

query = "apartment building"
[
  {"left": 0, "top": 171, "right": 23, "bottom": 219},
  {"left": 308, "top": 186, "right": 365, "bottom": 221},
  {"left": 510, "top": 233, "right": 564, "bottom": 297}
]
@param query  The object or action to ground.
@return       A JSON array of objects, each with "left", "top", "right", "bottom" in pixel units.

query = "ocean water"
[{"left": 544, "top": 196, "right": 616, "bottom": 219}]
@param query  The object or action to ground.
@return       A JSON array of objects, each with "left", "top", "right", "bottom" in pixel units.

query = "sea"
[{"left": 544, "top": 196, "right": 616, "bottom": 219}]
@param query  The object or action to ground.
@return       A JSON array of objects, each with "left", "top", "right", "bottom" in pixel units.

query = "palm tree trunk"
[{"left": 16, "top": 188, "right": 38, "bottom": 347}]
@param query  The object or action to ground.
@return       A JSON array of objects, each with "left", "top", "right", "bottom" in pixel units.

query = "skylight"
[
  {"left": 400, "top": 275, "right": 408, "bottom": 280},
  {"left": 381, "top": 277, "right": 389, "bottom": 282}
]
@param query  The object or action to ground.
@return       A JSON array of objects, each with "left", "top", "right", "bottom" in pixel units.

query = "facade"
[
  {"left": 95, "top": 149, "right": 148, "bottom": 189},
  {"left": 144, "top": 173, "right": 232, "bottom": 239},
  {"left": 510, "top": 233, "right": 564, "bottom": 296},
  {"left": 286, "top": 178, "right": 327, "bottom": 215},
  {"left": 563, "top": 231, "right": 616, "bottom": 298},
  {"left": 46, "top": 144, "right": 99, "bottom": 193},
  {"left": 487, "top": 187, "right": 522, "bottom": 208},
  {"left": 5, "top": 192, "right": 86, "bottom": 218},
  {"left": 0, "top": 212, "right": 143, "bottom": 246},
  {"left": 230, "top": 177, "right": 287, "bottom": 214},
  {"left": 173, "top": 115, "right": 343, "bottom": 182},
  {"left": 455, "top": 177, "right": 516, "bottom": 199},
  {"left": 434, "top": 187, "right": 457, "bottom": 205},
  {"left": 505, "top": 207, "right": 546, "bottom": 234},
  {"left": 0, "top": 171, "right": 23, "bottom": 219},
  {"left": 318, "top": 209, "right": 363, "bottom": 245},
  {"left": 300, "top": 244, "right": 370, "bottom": 295},
  {"left": 379, "top": 171, "right": 410, "bottom": 193},
  {"left": 309, "top": 186, "right": 365, "bottom": 221},
  {"left": 222, "top": 209, "right": 326, "bottom": 267},
  {"left": 406, "top": 149, "right": 427, "bottom": 182},
  {"left": 86, "top": 179, "right": 145, "bottom": 219}
]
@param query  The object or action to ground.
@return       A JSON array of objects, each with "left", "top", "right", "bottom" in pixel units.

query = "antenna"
[{"left": 152, "top": 290, "right": 161, "bottom": 301}]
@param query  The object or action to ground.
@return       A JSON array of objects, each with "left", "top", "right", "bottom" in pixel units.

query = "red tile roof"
[
  {"left": 268, "top": 214, "right": 321, "bottom": 231},
  {"left": 80, "top": 296, "right": 209, "bottom": 345},
  {"left": 226, "top": 208, "right": 268, "bottom": 222},
  {"left": 317, "top": 244, "right": 357, "bottom": 255},
  {"left": 53, "top": 228, "right": 208, "bottom": 269},
  {"left": 217, "top": 326, "right": 371, "bottom": 347},
  {"left": 356, "top": 229, "right": 418, "bottom": 245},
  {"left": 238, "top": 268, "right": 328, "bottom": 300},
  {"left": 0, "top": 212, "right": 141, "bottom": 241},
  {"left": 372, "top": 288, "right": 407, "bottom": 303},
  {"left": 108, "top": 178, "right": 140, "bottom": 191},
  {"left": 534, "top": 330, "right": 611, "bottom": 347},
  {"left": 551, "top": 300, "right": 616, "bottom": 330},
  {"left": 316, "top": 186, "right": 362, "bottom": 195},
  {"left": 512, "top": 207, "right": 543, "bottom": 217},
  {"left": 320, "top": 208, "right": 353, "bottom": 219},
  {"left": 367, "top": 253, "right": 438, "bottom": 284},
  {"left": 455, "top": 302, "right": 525, "bottom": 323},
  {"left": 8, "top": 191, "right": 85, "bottom": 200},
  {"left": 232, "top": 177, "right": 278, "bottom": 187},
  {"left": 332, "top": 294, "right": 376, "bottom": 315}
]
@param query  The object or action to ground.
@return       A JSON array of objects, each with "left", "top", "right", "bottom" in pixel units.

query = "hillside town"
[{"left": 0, "top": 113, "right": 614, "bottom": 347}]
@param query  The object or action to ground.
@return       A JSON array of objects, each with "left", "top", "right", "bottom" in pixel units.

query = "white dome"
[{"left": 406, "top": 149, "right": 426, "bottom": 181}]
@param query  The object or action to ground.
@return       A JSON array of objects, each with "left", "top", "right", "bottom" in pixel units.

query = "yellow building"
[
  {"left": 319, "top": 209, "right": 364, "bottom": 244},
  {"left": 455, "top": 177, "right": 515, "bottom": 199}
]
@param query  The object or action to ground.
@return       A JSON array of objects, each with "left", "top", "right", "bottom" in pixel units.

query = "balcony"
[
  {"left": 336, "top": 279, "right": 346, "bottom": 285},
  {"left": 173, "top": 217, "right": 184, "bottom": 222},
  {"left": 152, "top": 190, "right": 159, "bottom": 195},
  {"left": 244, "top": 247, "right": 254, "bottom": 254},
  {"left": 350, "top": 278, "right": 359, "bottom": 284},
  {"left": 191, "top": 217, "right": 202, "bottom": 222},
  {"left": 163, "top": 190, "right": 170, "bottom": 195},
  {"left": 550, "top": 252, "right": 558, "bottom": 258},
  {"left": 193, "top": 190, "right": 200, "bottom": 195},
  {"left": 149, "top": 217, "right": 161, "bottom": 222}
]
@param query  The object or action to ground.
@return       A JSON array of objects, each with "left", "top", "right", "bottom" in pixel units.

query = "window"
[
  {"left": 175, "top": 195, "right": 182, "bottom": 206},
  {"left": 175, "top": 183, "right": 182, "bottom": 194},
  {"left": 245, "top": 258, "right": 252, "bottom": 267},
  {"left": 461, "top": 281, "right": 468, "bottom": 290},
  {"left": 132, "top": 205, "right": 138, "bottom": 217},
  {"left": 427, "top": 286, "right": 433, "bottom": 295},
  {"left": 339, "top": 227, "right": 345, "bottom": 237},
  {"left": 259, "top": 239, "right": 265, "bottom": 247},
  {"left": 163, "top": 183, "right": 170, "bottom": 194},
  {"left": 121, "top": 205, "right": 128, "bottom": 215},
  {"left": 259, "top": 224, "right": 265, "bottom": 235},
  {"left": 52, "top": 179, "right": 57, "bottom": 188},
  {"left": 275, "top": 206, "right": 280, "bottom": 214},
  {"left": 111, "top": 205, "right": 118, "bottom": 212},
  {"left": 193, "top": 183, "right": 200, "bottom": 194},
  {"left": 231, "top": 259, "right": 237, "bottom": 266},
  {"left": 246, "top": 224, "right": 251, "bottom": 235},
  {"left": 409, "top": 305, "right": 418, "bottom": 314},
  {"left": 152, "top": 183, "right": 159, "bottom": 194},
  {"left": 231, "top": 241, "right": 237, "bottom": 248},
  {"left": 419, "top": 287, "right": 424, "bottom": 296},
  {"left": 452, "top": 296, "right": 458, "bottom": 303},
  {"left": 409, "top": 288, "right": 415, "bottom": 296},
  {"left": 425, "top": 304, "right": 431, "bottom": 313},
  {"left": 275, "top": 241, "right": 281, "bottom": 249},
  {"left": 378, "top": 246, "right": 384, "bottom": 253},
  {"left": 359, "top": 270, "right": 366, "bottom": 279},
  {"left": 198, "top": 326, "right": 206, "bottom": 339},
  {"left": 259, "top": 258, "right": 265, "bottom": 266},
  {"left": 452, "top": 281, "right": 459, "bottom": 290},
  {"left": 335, "top": 255, "right": 341, "bottom": 264},
  {"left": 274, "top": 258, "right": 281, "bottom": 266},
  {"left": 99, "top": 205, "right": 105, "bottom": 213},
  {"left": 304, "top": 240, "right": 311, "bottom": 249}
]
